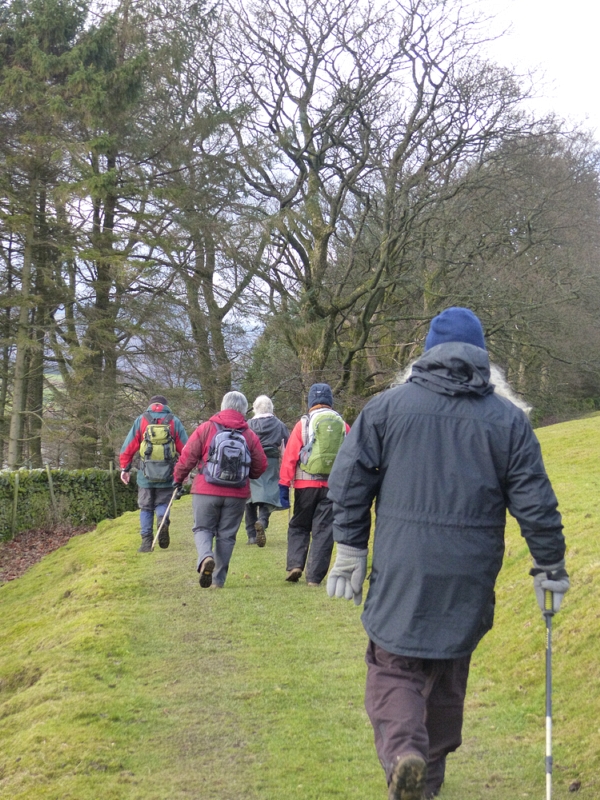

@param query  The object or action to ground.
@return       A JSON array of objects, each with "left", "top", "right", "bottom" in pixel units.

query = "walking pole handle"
[{"left": 544, "top": 588, "right": 553, "bottom": 613}]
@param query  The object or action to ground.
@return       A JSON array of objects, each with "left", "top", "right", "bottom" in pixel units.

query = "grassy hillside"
[{"left": 0, "top": 414, "right": 598, "bottom": 799}]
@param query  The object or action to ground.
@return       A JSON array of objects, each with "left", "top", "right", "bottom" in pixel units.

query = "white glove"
[
  {"left": 530, "top": 559, "right": 570, "bottom": 614},
  {"left": 327, "top": 543, "right": 369, "bottom": 606}
]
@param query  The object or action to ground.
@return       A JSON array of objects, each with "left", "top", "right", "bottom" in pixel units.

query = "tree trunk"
[
  {"left": 7, "top": 211, "right": 35, "bottom": 469},
  {"left": 0, "top": 340, "right": 9, "bottom": 467},
  {"left": 28, "top": 187, "right": 52, "bottom": 468},
  {"left": 0, "top": 235, "right": 15, "bottom": 467},
  {"left": 27, "top": 304, "right": 45, "bottom": 468}
]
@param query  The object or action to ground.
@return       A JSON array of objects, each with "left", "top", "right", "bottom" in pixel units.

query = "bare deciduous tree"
[{"left": 207, "top": 0, "right": 540, "bottom": 390}]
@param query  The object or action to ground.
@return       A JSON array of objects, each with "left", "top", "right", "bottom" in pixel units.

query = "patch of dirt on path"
[{"left": 0, "top": 525, "right": 94, "bottom": 584}]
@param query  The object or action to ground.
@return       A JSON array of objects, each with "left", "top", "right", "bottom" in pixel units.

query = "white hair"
[
  {"left": 253, "top": 395, "right": 273, "bottom": 415},
  {"left": 489, "top": 364, "right": 532, "bottom": 416},
  {"left": 221, "top": 391, "right": 248, "bottom": 415},
  {"left": 394, "top": 361, "right": 532, "bottom": 416}
]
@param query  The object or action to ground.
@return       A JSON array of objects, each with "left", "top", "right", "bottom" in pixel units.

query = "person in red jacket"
[
  {"left": 119, "top": 395, "right": 188, "bottom": 552},
  {"left": 279, "top": 383, "right": 350, "bottom": 586},
  {"left": 173, "top": 391, "right": 267, "bottom": 588}
]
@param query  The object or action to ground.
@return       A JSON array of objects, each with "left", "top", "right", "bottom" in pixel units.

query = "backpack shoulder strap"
[
  {"left": 208, "top": 422, "right": 226, "bottom": 446},
  {"left": 301, "top": 415, "right": 310, "bottom": 446},
  {"left": 140, "top": 412, "right": 152, "bottom": 439}
]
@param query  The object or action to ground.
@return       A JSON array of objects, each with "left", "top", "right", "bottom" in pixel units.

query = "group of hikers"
[
  {"left": 119, "top": 307, "right": 570, "bottom": 800},
  {"left": 118, "top": 382, "right": 345, "bottom": 588}
]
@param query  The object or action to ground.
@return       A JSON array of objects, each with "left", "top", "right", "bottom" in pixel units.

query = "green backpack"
[
  {"left": 139, "top": 413, "right": 176, "bottom": 482},
  {"left": 299, "top": 408, "right": 345, "bottom": 475}
]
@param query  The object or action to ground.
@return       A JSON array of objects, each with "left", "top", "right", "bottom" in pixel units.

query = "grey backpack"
[{"left": 203, "top": 424, "right": 251, "bottom": 487}]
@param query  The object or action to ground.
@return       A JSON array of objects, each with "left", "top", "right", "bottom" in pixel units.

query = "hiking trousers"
[
  {"left": 364, "top": 640, "right": 471, "bottom": 798},
  {"left": 286, "top": 486, "right": 333, "bottom": 584},
  {"left": 245, "top": 502, "right": 275, "bottom": 539},
  {"left": 192, "top": 494, "right": 247, "bottom": 587},
  {"left": 138, "top": 487, "right": 174, "bottom": 538}
]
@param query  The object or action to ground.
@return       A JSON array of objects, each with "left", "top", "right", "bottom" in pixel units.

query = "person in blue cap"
[
  {"left": 279, "top": 383, "right": 349, "bottom": 585},
  {"left": 326, "top": 308, "right": 569, "bottom": 800}
]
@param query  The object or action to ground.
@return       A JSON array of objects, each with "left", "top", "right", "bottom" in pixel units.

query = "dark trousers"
[
  {"left": 365, "top": 640, "right": 471, "bottom": 797},
  {"left": 245, "top": 502, "right": 275, "bottom": 538},
  {"left": 286, "top": 486, "right": 333, "bottom": 584}
]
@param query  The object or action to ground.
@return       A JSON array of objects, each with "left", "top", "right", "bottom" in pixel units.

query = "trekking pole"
[
  {"left": 151, "top": 487, "right": 179, "bottom": 551},
  {"left": 543, "top": 589, "right": 554, "bottom": 800}
]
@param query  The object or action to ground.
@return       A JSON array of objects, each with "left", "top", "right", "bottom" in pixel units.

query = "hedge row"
[{"left": 0, "top": 467, "right": 140, "bottom": 541}]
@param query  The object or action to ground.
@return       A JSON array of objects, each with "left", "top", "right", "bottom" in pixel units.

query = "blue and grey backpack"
[{"left": 203, "top": 424, "right": 252, "bottom": 487}]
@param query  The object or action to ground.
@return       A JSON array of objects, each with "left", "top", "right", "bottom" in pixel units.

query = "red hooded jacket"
[{"left": 173, "top": 409, "right": 267, "bottom": 498}]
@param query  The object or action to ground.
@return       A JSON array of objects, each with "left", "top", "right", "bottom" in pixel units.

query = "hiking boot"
[
  {"left": 286, "top": 567, "right": 303, "bottom": 582},
  {"left": 157, "top": 518, "right": 170, "bottom": 549},
  {"left": 247, "top": 537, "right": 258, "bottom": 545},
  {"left": 138, "top": 536, "right": 153, "bottom": 553},
  {"left": 255, "top": 520, "right": 266, "bottom": 548},
  {"left": 307, "top": 581, "right": 320, "bottom": 587},
  {"left": 198, "top": 556, "right": 215, "bottom": 588},
  {"left": 388, "top": 755, "right": 427, "bottom": 800},
  {"left": 425, "top": 753, "right": 445, "bottom": 798}
]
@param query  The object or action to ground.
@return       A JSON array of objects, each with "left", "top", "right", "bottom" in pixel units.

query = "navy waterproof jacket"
[{"left": 327, "top": 342, "right": 565, "bottom": 659}]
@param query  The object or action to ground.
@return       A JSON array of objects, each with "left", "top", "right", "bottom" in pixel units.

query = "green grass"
[{"left": 1, "top": 413, "right": 599, "bottom": 799}]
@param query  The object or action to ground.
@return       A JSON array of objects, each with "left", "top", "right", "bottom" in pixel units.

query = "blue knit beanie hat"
[
  {"left": 308, "top": 383, "right": 333, "bottom": 409},
  {"left": 425, "top": 307, "right": 486, "bottom": 351}
]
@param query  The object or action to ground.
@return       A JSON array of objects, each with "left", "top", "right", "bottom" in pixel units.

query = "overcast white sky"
[{"left": 480, "top": 0, "right": 599, "bottom": 136}]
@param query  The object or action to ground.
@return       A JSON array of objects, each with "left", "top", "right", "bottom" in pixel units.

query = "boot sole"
[
  {"left": 199, "top": 557, "right": 215, "bottom": 588},
  {"left": 158, "top": 531, "right": 170, "bottom": 549},
  {"left": 286, "top": 568, "right": 303, "bottom": 582},
  {"left": 255, "top": 521, "right": 266, "bottom": 548},
  {"left": 389, "top": 755, "right": 427, "bottom": 800}
]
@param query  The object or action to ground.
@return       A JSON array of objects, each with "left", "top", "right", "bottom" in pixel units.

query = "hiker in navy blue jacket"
[{"left": 326, "top": 308, "right": 569, "bottom": 800}]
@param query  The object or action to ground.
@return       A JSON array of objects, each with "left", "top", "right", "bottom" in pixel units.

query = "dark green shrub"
[{"left": 0, "top": 468, "right": 140, "bottom": 541}]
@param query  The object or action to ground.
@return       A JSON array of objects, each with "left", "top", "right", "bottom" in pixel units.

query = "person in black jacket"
[
  {"left": 245, "top": 395, "right": 290, "bottom": 546},
  {"left": 326, "top": 307, "right": 569, "bottom": 800}
]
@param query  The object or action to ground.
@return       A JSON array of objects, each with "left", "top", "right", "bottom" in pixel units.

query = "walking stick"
[
  {"left": 151, "top": 487, "right": 179, "bottom": 551},
  {"left": 544, "top": 589, "right": 554, "bottom": 800}
]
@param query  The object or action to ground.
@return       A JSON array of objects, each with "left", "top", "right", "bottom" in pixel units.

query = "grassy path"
[
  {"left": 0, "top": 502, "right": 381, "bottom": 799},
  {"left": 1, "top": 415, "right": 600, "bottom": 798}
]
